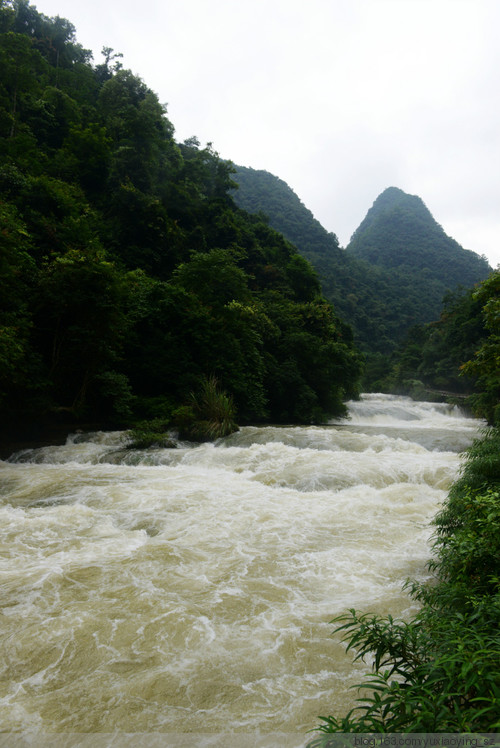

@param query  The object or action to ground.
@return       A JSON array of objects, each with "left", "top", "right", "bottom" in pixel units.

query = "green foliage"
[
  {"left": 308, "top": 427, "right": 500, "bottom": 740},
  {"left": 309, "top": 603, "right": 500, "bottom": 738},
  {"left": 381, "top": 270, "right": 500, "bottom": 421},
  {"left": 0, "top": 1, "right": 362, "bottom": 438},
  {"left": 262, "top": 295, "right": 363, "bottom": 422},
  {"left": 33, "top": 246, "right": 130, "bottom": 417},
  {"left": 0, "top": 201, "right": 34, "bottom": 400},
  {"left": 433, "top": 486, "right": 500, "bottom": 594},
  {"left": 172, "top": 376, "right": 239, "bottom": 441},
  {"left": 379, "top": 286, "right": 487, "bottom": 399},
  {"left": 128, "top": 417, "right": 176, "bottom": 449},
  {"left": 462, "top": 271, "right": 500, "bottom": 424},
  {"left": 172, "top": 248, "right": 251, "bottom": 308},
  {"left": 347, "top": 187, "right": 490, "bottom": 286},
  {"left": 231, "top": 165, "right": 343, "bottom": 263},
  {"left": 92, "top": 370, "right": 134, "bottom": 420}
]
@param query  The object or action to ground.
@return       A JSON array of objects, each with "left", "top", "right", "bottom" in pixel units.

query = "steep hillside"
[{"left": 232, "top": 169, "right": 492, "bottom": 359}]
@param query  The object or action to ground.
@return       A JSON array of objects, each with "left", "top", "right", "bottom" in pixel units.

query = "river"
[{"left": 0, "top": 394, "right": 484, "bottom": 745}]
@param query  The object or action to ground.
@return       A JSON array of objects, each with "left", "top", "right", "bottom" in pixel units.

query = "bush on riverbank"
[
  {"left": 308, "top": 427, "right": 500, "bottom": 740},
  {"left": 127, "top": 378, "right": 239, "bottom": 445},
  {"left": 172, "top": 376, "right": 239, "bottom": 441}
]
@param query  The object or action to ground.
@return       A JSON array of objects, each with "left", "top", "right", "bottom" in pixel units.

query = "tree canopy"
[{"left": 0, "top": 0, "right": 362, "bottom": 439}]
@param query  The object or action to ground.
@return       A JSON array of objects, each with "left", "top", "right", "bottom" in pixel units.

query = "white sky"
[{"left": 34, "top": 0, "right": 500, "bottom": 266}]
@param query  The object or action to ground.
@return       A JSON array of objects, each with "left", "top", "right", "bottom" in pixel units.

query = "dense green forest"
[
  {"left": 378, "top": 287, "right": 485, "bottom": 397},
  {"left": 0, "top": 0, "right": 362, "bottom": 443},
  {"left": 384, "top": 271, "right": 500, "bottom": 422},
  {"left": 232, "top": 169, "right": 491, "bottom": 369}
]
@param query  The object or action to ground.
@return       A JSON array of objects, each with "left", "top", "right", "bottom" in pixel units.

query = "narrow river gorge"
[{"left": 0, "top": 394, "right": 484, "bottom": 742}]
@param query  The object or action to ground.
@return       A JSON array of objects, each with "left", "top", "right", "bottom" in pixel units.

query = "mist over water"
[{"left": 0, "top": 395, "right": 484, "bottom": 736}]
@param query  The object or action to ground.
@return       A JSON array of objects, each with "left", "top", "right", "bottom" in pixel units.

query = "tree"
[
  {"left": 172, "top": 248, "right": 251, "bottom": 309},
  {"left": 0, "top": 30, "right": 47, "bottom": 138},
  {"left": 34, "top": 246, "right": 130, "bottom": 417},
  {"left": 0, "top": 201, "right": 36, "bottom": 411},
  {"left": 462, "top": 270, "right": 500, "bottom": 424}
]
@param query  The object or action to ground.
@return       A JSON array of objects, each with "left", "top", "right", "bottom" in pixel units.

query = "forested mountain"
[
  {"left": 0, "top": 0, "right": 362, "bottom": 441},
  {"left": 232, "top": 169, "right": 491, "bottom": 363},
  {"left": 347, "top": 186, "right": 491, "bottom": 287}
]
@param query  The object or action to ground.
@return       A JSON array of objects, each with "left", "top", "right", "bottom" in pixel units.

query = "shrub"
[
  {"left": 128, "top": 417, "right": 176, "bottom": 449},
  {"left": 172, "top": 376, "right": 239, "bottom": 441}
]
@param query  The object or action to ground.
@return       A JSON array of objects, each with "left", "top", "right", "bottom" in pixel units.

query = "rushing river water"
[{"left": 0, "top": 394, "right": 484, "bottom": 743}]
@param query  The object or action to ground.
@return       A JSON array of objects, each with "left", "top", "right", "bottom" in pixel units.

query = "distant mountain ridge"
[{"left": 231, "top": 168, "right": 491, "bottom": 356}]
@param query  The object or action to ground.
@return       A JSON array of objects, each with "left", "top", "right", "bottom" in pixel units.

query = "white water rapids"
[{"left": 0, "top": 394, "right": 484, "bottom": 742}]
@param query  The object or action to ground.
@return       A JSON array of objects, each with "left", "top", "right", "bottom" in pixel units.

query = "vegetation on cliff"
[{"left": 347, "top": 186, "right": 490, "bottom": 288}]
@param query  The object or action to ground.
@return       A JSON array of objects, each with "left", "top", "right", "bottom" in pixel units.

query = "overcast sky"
[{"left": 34, "top": 0, "right": 500, "bottom": 267}]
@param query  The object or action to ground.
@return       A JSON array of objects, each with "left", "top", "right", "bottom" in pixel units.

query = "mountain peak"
[
  {"left": 374, "top": 185, "right": 408, "bottom": 202},
  {"left": 346, "top": 188, "right": 490, "bottom": 286},
  {"left": 349, "top": 187, "right": 432, "bottom": 245}
]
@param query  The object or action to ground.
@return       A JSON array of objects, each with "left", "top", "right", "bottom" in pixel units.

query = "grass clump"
[
  {"left": 172, "top": 376, "right": 239, "bottom": 442},
  {"left": 308, "top": 427, "right": 500, "bottom": 741}
]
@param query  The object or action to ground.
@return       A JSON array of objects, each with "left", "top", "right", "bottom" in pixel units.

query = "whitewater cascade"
[{"left": 0, "top": 394, "right": 484, "bottom": 741}]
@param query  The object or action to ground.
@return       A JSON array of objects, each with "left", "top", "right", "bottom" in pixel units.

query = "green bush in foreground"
[{"left": 308, "top": 428, "right": 500, "bottom": 741}]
